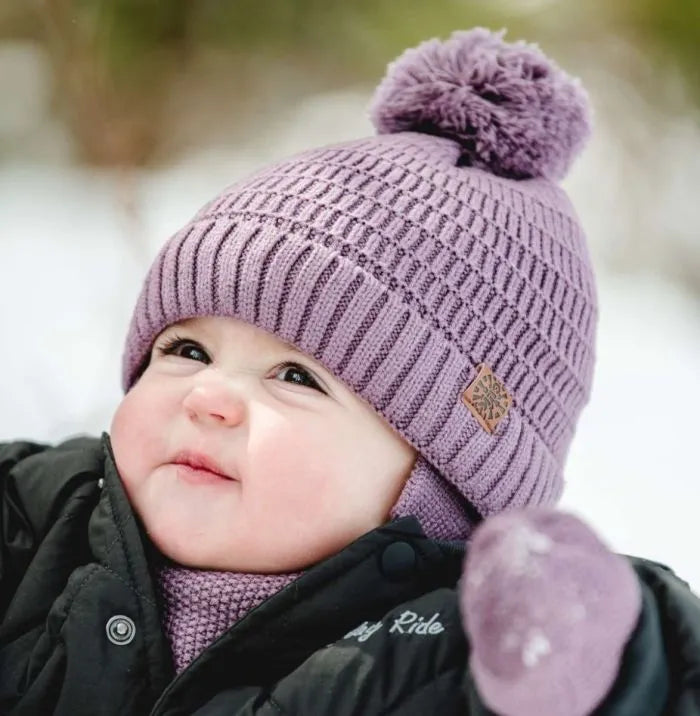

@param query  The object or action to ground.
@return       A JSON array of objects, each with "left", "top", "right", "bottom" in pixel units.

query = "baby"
[{"left": 2, "top": 28, "right": 699, "bottom": 716}]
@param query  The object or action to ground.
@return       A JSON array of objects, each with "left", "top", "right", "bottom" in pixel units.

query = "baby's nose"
[{"left": 182, "top": 381, "right": 246, "bottom": 427}]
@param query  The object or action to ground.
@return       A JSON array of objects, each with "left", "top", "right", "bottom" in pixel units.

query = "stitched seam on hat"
[
  {"left": 224, "top": 151, "right": 583, "bottom": 260},
  {"left": 452, "top": 409, "right": 560, "bottom": 489},
  {"left": 336, "top": 292, "right": 389, "bottom": 375},
  {"left": 495, "top": 436, "right": 550, "bottom": 510},
  {"left": 294, "top": 257, "right": 340, "bottom": 343},
  {"left": 455, "top": 417, "right": 557, "bottom": 512},
  {"left": 274, "top": 244, "right": 314, "bottom": 333},
  {"left": 185, "top": 211, "right": 581, "bottom": 437},
  {"left": 316, "top": 273, "right": 365, "bottom": 357},
  {"left": 422, "top": 373, "right": 465, "bottom": 445},
  {"left": 475, "top": 418, "right": 527, "bottom": 502},
  {"left": 455, "top": 421, "right": 506, "bottom": 487},
  {"left": 211, "top": 221, "right": 238, "bottom": 312},
  {"left": 356, "top": 309, "right": 411, "bottom": 393},
  {"left": 156, "top": 249, "right": 168, "bottom": 329},
  {"left": 144, "top": 262, "right": 159, "bottom": 336},
  {"left": 518, "top": 434, "right": 542, "bottom": 506},
  {"left": 206, "top": 191, "right": 592, "bottom": 359},
  {"left": 401, "top": 346, "right": 452, "bottom": 434},
  {"left": 254, "top": 234, "right": 289, "bottom": 324},
  {"left": 531, "top": 448, "right": 555, "bottom": 505},
  {"left": 197, "top": 206, "right": 590, "bottom": 393},
  {"left": 266, "top": 210, "right": 586, "bottom": 426},
  {"left": 250, "top": 158, "right": 592, "bottom": 279},
  {"left": 222, "top": 172, "right": 590, "bottom": 298},
  {"left": 231, "top": 226, "right": 261, "bottom": 313},
  {"left": 376, "top": 328, "right": 432, "bottom": 414},
  {"left": 354, "top": 136, "right": 580, "bottom": 222},
  {"left": 172, "top": 226, "right": 195, "bottom": 317},
  {"left": 190, "top": 221, "right": 216, "bottom": 314}
]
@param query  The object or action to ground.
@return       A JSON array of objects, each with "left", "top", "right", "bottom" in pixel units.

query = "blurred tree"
[
  {"left": 0, "top": 0, "right": 697, "bottom": 165},
  {"left": 34, "top": 0, "right": 192, "bottom": 164},
  {"left": 621, "top": 0, "right": 700, "bottom": 106}
]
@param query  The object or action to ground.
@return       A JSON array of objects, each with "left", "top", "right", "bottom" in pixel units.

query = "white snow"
[
  {"left": 522, "top": 630, "right": 552, "bottom": 668},
  {"left": 492, "top": 524, "right": 554, "bottom": 578},
  {"left": 559, "top": 273, "right": 700, "bottom": 593}
]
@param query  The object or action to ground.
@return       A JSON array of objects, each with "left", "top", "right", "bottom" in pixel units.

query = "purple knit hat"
[{"left": 122, "top": 28, "right": 596, "bottom": 541}]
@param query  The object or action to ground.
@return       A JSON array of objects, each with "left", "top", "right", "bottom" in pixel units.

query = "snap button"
[
  {"left": 380, "top": 541, "right": 417, "bottom": 581},
  {"left": 97, "top": 478, "right": 104, "bottom": 489},
  {"left": 106, "top": 615, "right": 136, "bottom": 645}
]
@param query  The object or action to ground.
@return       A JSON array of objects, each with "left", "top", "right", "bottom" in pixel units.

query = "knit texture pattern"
[
  {"left": 157, "top": 565, "right": 299, "bottom": 673},
  {"left": 123, "top": 131, "right": 597, "bottom": 538}
]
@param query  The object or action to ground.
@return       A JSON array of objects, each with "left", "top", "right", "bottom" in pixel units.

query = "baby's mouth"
[{"left": 170, "top": 450, "right": 236, "bottom": 483}]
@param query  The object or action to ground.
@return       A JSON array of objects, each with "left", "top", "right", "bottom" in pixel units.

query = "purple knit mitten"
[{"left": 460, "top": 509, "right": 642, "bottom": 716}]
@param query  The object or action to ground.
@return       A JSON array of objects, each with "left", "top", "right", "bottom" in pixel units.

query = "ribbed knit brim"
[{"left": 122, "top": 132, "right": 597, "bottom": 537}]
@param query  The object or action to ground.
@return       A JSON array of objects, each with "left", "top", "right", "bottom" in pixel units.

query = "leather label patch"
[{"left": 462, "top": 363, "right": 512, "bottom": 434}]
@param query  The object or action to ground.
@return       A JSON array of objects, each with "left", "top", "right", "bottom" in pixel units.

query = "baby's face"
[{"left": 111, "top": 316, "right": 416, "bottom": 572}]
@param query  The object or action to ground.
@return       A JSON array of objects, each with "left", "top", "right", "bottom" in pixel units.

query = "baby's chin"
[
  {"left": 128, "top": 482, "right": 379, "bottom": 574},
  {"left": 156, "top": 545, "right": 312, "bottom": 574},
  {"left": 141, "top": 517, "right": 317, "bottom": 574}
]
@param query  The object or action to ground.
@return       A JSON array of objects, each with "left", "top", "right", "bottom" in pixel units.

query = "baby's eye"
[
  {"left": 274, "top": 362, "right": 325, "bottom": 393},
  {"left": 157, "top": 336, "right": 211, "bottom": 364}
]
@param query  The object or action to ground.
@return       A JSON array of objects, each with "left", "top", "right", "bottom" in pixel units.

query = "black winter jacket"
[{"left": 1, "top": 435, "right": 699, "bottom": 715}]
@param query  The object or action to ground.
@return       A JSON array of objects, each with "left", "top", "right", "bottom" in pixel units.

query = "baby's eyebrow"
[{"left": 279, "top": 340, "right": 305, "bottom": 355}]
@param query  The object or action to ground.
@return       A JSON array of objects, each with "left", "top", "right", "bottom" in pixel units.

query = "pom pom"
[{"left": 370, "top": 28, "right": 592, "bottom": 180}]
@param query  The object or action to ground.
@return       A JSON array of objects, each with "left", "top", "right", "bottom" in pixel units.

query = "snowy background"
[{"left": 1, "top": 38, "right": 699, "bottom": 592}]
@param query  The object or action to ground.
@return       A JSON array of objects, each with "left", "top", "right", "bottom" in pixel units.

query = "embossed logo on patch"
[{"left": 462, "top": 363, "right": 512, "bottom": 434}]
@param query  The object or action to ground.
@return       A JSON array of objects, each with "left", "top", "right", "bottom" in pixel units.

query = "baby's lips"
[{"left": 170, "top": 449, "right": 238, "bottom": 480}]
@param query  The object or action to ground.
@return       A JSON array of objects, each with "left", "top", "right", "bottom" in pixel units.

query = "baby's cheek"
[
  {"left": 110, "top": 390, "right": 153, "bottom": 488},
  {"left": 253, "top": 432, "right": 332, "bottom": 512}
]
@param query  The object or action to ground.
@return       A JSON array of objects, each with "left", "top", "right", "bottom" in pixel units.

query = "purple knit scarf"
[{"left": 157, "top": 565, "right": 299, "bottom": 673}]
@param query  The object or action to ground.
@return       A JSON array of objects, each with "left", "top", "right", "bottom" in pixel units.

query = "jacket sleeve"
[
  {"left": 593, "top": 557, "right": 700, "bottom": 715},
  {"left": 626, "top": 558, "right": 700, "bottom": 715},
  {"left": 0, "top": 437, "right": 102, "bottom": 618},
  {"left": 0, "top": 440, "right": 50, "bottom": 615},
  {"left": 593, "top": 573, "right": 670, "bottom": 715}
]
